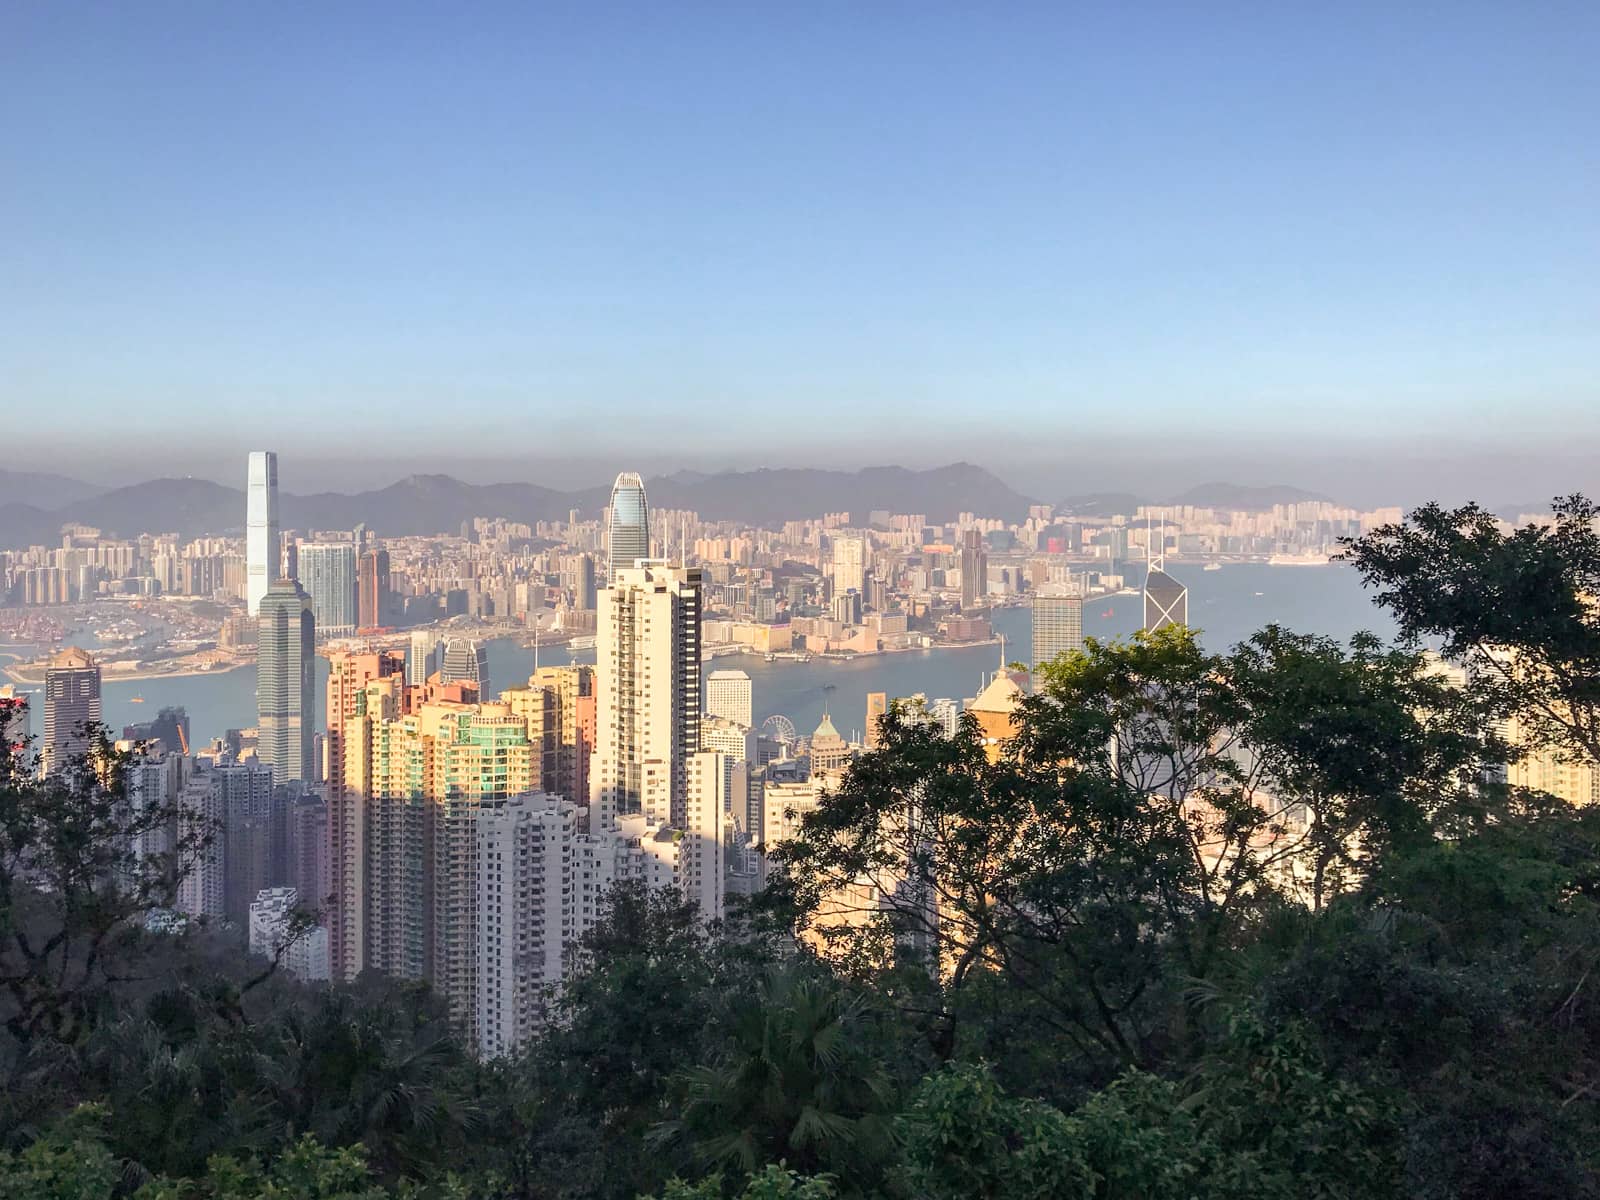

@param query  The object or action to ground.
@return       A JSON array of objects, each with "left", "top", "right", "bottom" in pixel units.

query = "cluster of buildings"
[
  {"left": 0, "top": 454, "right": 1210, "bottom": 1063},
  {"left": 11, "top": 453, "right": 1594, "bottom": 1064}
]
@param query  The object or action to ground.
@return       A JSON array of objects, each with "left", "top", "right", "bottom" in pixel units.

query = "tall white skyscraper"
[
  {"left": 246, "top": 451, "right": 280, "bottom": 617},
  {"left": 832, "top": 536, "right": 866, "bottom": 599},
  {"left": 606, "top": 471, "right": 650, "bottom": 582},
  {"left": 591, "top": 563, "right": 702, "bottom": 831},
  {"left": 705, "top": 669, "right": 753, "bottom": 728}
]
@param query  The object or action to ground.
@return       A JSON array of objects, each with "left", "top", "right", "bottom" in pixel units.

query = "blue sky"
[{"left": 2, "top": 1, "right": 1597, "bottom": 479}]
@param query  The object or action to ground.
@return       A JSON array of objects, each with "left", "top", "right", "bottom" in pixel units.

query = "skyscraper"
[
  {"left": 1032, "top": 587, "right": 1084, "bottom": 672},
  {"left": 832, "top": 536, "right": 865, "bottom": 599},
  {"left": 257, "top": 579, "right": 315, "bottom": 783},
  {"left": 475, "top": 792, "right": 577, "bottom": 1058},
  {"left": 591, "top": 563, "right": 702, "bottom": 830},
  {"left": 607, "top": 471, "right": 650, "bottom": 581},
  {"left": 501, "top": 664, "right": 596, "bottom": 805},
  {"left": 440, "top": 637, "right": 489, "bottom": 697},
  {"left": 298, "top": 542, "right": 358, "bottom": 637},
  {"left": 216, "top": 760, "right": 277, "bottom": 926},
  {"left": 960, "top": 529, "right": 988, "bottom": 611},
  {"left": 324, "top": 650, "right": 407, "bottom": 980},
  {"left": 406, "top": 630, "right": 442, "bottom": 685},
  {"left": 1143, "top": 517, "right": 1188, "bottom": 632},
  {"left": 42, "top": 647, "right": 101, "bottom": 773},
  {"left": 245, "top": 451, "right": 280, "bottom": 617},
  {"left": 357, "top": 547, "right": 390, "bottom": 630},
  {"left": 864, "top": 691, "right": 888, "bottom": 751},
  {"left": 705, "top": 669, "right": 754, "bottom": 728}
]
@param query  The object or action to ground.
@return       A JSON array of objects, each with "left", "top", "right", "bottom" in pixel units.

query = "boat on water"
[
  {"left": 129, "top": 696, "right": 145, "bottom": 704},
  {"left": 1203, "top": 562, "right": 1223, "bottom": 572},
  {"left": 566, "top": 635, "right": 597, "bottom": 651}
]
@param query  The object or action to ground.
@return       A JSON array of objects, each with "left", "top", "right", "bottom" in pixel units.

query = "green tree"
[
  {"left": 777, "top": 625, "right": 1489, "bottom": 1084},
  {"left": 0, "top": 708, "right": 211, "bottom": 1052},
  {"left": 653, "top": 966, "right": 898, "bottom": 1191},
  {"left": 516, "top": 880, "right": 755, "bottom": 1199},
  {"left": 1341, "top": 495, "right": 1600, "bottom": 762}
]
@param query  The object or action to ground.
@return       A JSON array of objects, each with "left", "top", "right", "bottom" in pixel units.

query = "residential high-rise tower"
[
  {"left": 832, "top": 536, "right": 865, "bottom": 599},
  {"left": 298, "top": 542, "right": 358, "bottom": 637},
  {"left": 591, "top": 563, "right": 702, "bottom": 830}
]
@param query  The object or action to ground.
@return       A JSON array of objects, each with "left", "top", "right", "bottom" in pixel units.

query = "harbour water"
[{"left": 85, "top": 563, "right": 1396, "bottom": 750}]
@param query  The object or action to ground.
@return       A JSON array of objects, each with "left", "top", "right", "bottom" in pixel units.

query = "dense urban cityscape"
[{"left": 2, "top": 451, "right": 1590, "bottom": 1067}]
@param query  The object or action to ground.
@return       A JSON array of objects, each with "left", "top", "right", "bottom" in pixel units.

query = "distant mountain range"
[
  {"left": 0, "top": 464, "right": 1337, "bottom": 550},
  {"left": 0, "top": 463, "right": 1038, "bottom": 548},
  {"left": 0, "top": 468, "right": 105, "bottom": 510}
]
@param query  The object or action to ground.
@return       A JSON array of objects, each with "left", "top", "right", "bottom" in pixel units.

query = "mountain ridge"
[
  {"left": 0, "top": 466, "right": 1349, "bottom": 549},
  {"left": 0, "top": 462, "right": 1037, "bottom": 548}
]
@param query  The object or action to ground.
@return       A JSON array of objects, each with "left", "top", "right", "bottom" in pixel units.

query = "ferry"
[
  {"left": 1203, "top": 562, "right": 1223, "bottom": 572},
  {"left": 567, "top": 635, "right": 597, "bottom": 651}
]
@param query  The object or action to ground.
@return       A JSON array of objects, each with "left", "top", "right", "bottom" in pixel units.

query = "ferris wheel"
[{"left": 762, "top": 714, "right": 797, "bottom": 744}]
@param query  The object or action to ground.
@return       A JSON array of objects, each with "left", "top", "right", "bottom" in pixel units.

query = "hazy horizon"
[{"left": 4, "top": 435, "right": 1597, "bottom": 512}]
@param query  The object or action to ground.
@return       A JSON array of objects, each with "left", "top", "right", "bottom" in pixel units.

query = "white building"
[
  {"left": 475, "top": 793, "right": 576, "bottom": 1059},
  {"left": 248, "top": 886, "right": 331, "bottom": 982},
  {"left": 700, "top": 715, "right": 756, "bottom": 826},
  {"left": 678, "top": 749, "right": 728, "bottom": 921},
  {"left": 591, "top": 563, "right": 702, "bottom": 831},
  {"left": 473, "top": 776, "right": 724, "bottom": 1061},
  {"left": 705, "top": 669, "right": 754, "bottom": 728},
  {"left": 245, "top": 450, "right": 280, "bottom": 617},
  {"left": 832, "top": 536, "right": 866, "bottom": 599}
]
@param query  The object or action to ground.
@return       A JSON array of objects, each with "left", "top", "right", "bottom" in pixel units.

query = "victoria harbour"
[{"left": 83, "top": 563, "right": 1396, "bottom": 749}]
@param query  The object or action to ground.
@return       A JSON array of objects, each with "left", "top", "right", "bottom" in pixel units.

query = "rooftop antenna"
[{"left": 533, "top": 619, "right": 540, "bottom": 673}]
